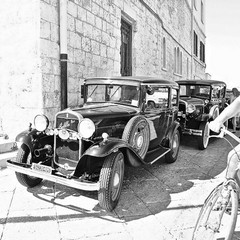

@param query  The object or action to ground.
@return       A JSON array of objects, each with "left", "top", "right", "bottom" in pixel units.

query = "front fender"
[
  {"left": 163, "top": 121, "right": 181, "bottom": 148},
  {"left": 82, "top": 137, "right": 145, "bottom": 167},
  {"left": 15, "top": 129, "right": 38, "bottom": 152},
  {"left": 209, "top": 105, "right": 219, "bottom": 120},
  {"left": 15, "top": 129, "right": 53, "bottom": 154}
]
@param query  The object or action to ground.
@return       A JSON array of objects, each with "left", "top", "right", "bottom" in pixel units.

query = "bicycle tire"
[{"left": 192, "top": 182, "right": 238, "bottom": 240}]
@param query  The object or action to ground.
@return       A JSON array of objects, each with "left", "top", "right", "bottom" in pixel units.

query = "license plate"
[{"left": 32, "top": 163, "right": 52, "bottom": 174}]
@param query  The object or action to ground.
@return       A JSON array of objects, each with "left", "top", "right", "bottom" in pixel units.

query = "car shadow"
[{"left": 26, "top": 132, "right": 238, "bottom": 223}]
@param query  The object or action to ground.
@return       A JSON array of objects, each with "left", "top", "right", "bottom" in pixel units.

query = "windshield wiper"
[
  {"left": 89, "top": 86, "right": 98, "bottom": 97},
  {"left": 110, "top": 86, "right": 121, "bottom": 99}
]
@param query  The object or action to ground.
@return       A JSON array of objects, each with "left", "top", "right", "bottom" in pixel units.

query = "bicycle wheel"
[{"left": 192, "top": 182, "right": 238, "bottom": 240}]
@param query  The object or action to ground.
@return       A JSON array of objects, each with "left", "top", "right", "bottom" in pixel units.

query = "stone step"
[
  {"left": 0, "top": 150, "right": 17, "bottom": 168},
  {"left": 0, "top": 139, "right": 16, "bottom": 154}
]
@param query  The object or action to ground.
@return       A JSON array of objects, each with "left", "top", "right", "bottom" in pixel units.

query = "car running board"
[{"left": 144, "top": 147, "right": 170, "bottom": 164}]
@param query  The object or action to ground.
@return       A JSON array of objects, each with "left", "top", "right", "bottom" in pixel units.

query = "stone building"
[{"left": 0, "top": 0, "right": 206, "bottom": 139}]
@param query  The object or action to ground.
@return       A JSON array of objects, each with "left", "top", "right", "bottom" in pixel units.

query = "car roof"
[
  {"left": 85, "top": 76, "right": 179, "bottom": 88},
  {"left": 176, "top": 79, "right": 226, "bottom": 86}
]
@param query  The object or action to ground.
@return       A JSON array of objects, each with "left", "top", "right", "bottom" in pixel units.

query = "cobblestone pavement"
[{"left": 1, "top": 132, "right": 240, "bottom": 240}]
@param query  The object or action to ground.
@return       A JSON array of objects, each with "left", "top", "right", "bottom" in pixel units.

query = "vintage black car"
[
  {"left": 177, "top": 79, "right": 227, "bottom": 150},
  {"left": 7, "top": 77, "right": 181, "bottom": 211}
]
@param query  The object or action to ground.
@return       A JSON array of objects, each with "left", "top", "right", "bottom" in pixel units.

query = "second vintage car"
[
  {"left": 7, "top": 76, "right": 181, "bottom": 211},
  {"left": 177, "top": 79, "right": 227, "bottom": 150}
]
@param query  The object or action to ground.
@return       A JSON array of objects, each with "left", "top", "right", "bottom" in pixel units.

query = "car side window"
[
  {"left": 146, "top": 86, "right": 169, "bottom": 110},
  {"left": 212, "top": 84, "right": 225, "bottom": 99},
  {"left": 171, "top": 88, "right": 178, "bottom": 107}
]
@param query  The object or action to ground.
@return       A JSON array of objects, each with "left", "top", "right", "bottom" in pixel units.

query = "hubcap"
[
  {"left": 113, "top": 172, "right": 120, "bottom": 187},
  {"left": 136, "top": 134, "right": 144, "bottom": 148},
  {"left": 111, "top": 154, "right": 124, "bottom": 201},
  {"left": 203, "top": 123, "right": 210, "bottom": 147},
  {"left": 172, "top": 133, "right": 179, "bottom": 157}
]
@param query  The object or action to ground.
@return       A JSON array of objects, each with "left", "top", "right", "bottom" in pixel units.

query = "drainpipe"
[
  {"left": 60, "top": 0, "right": 68, "bottom": 110},
  {"left": 191, "top": 0, "right": 194, "bottom": 79}
]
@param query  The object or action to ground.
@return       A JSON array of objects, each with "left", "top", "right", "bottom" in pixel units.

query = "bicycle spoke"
[{"left": 193, "top": 183, "right": 238, "bottom": 240}]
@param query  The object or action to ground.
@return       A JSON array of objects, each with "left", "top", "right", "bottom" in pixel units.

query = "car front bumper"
[
  {"left": 182, "top": 128, "right": 202, "bottom": 136},
  {"left": 7, "top": 160, "right": 100, "bottom": 191}
]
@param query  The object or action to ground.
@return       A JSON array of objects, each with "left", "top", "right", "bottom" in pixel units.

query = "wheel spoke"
[{"left": 193, "top": 183, "right": 238, "bottom": 240}]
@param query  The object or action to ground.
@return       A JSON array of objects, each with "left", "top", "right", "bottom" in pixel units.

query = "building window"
[
  {"left": 174, "top": 47, "right": 182, "bottom": 75},
  {"left": 193, "top": 31, "right": 198, "bottom": 57},
  {"left": 121, "top": 19, "right": 132, "bottom": 76},
  {"left": 162, "top": 37, "right": 167, "bottom": 69},
  {"left": 200, "top": 41, "right": 205, "bottom": 63},
  {"left": 201, "top": 1, "right": 204, "bottom": 23},
  {"left": 187, "top": 58, "right": 189, "bottom": 79},
  {"left": 194, "top": 0, "right": 197, "bottom": 10}
]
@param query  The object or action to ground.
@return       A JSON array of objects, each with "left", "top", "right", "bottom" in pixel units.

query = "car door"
[{"left": 144, "top": 86, "right": 171, "bottom": 149}]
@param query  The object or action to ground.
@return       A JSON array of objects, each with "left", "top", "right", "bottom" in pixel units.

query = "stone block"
[
  {"left": 83, "top": 22, "right": 93, "bottom": 38},
  {"left": 67, "top": 15, "right": 75, "bottom": 32},
  {"left": 77, "top": 6, "right": 87, "bottom": 22},
  {"left": 86, "top": 11, "right": 95, "bottom": 26},
  {"left": 68, "top": 1, "right": 78, "bottom": 18},
  {"left": 82, "top": 37, "right": 91, "bottom": 52},
  {"left": 40, "top": 19, "right": 51, "bottom": 40},
  {"left": 40, "top": 1, "right": 58, "bottom": 24}
]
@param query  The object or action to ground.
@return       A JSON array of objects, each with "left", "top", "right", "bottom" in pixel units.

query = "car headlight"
[
  {"left": 186, "top": 104, "right": 196, "bottom": 114},
  {"left": 78, "top": 118, "right": 95, "bottom": 138},
  {"left": 34, "top": 114, "right": 49, "bottom": 132}
]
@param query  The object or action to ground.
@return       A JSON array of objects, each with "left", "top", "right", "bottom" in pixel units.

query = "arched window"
[
  {"left": 174, "top": 48, "right": 177, "bottom": 73},
  {"left": 162, "top": 37, "right": 167, "bottom": 69},
  {"left": 174, "top": 47, "right": 183, "bottom": 76},
  {"left": 177, "top": 47, "right": 180, "bottom": 73},
  {"left": 194, "top": 0, "right": 197, "bottom": 10}
]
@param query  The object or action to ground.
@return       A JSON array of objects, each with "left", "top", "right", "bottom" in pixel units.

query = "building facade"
[{"left": 0, "top": 0, "right": 206, "bottom": 139}]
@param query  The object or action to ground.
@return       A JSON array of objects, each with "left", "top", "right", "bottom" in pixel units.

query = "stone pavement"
[{"left": 1, "top": 133, "right": 240, "bottom": 240}]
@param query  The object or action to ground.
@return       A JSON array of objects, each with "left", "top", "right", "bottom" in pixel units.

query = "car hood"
[
  {"left": 71, "top": 103, "right": 140, "bottom": 121},
  {"left": 180, "top": 97, "right": 205, "bottom": 105}
]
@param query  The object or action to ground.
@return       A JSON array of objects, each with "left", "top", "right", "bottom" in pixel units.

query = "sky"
[{"left": 205, "top": 0, "right": 240, "bottom": 89}]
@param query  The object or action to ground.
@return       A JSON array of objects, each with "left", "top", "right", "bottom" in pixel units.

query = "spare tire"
[{"left": 122, "top": 116, "right": 150, "bottom": 159}]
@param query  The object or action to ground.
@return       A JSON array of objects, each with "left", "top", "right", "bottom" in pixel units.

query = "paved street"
[{"left": 1, "top": 133, "right": 240, "bottom": 240}]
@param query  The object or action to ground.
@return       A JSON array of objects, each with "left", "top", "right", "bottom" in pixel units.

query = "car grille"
[
  {"left": 56, "top": 113, "right": 79, "bottom": 132},
  {"left": 56, "top": 139, "right": 80, "bottom": 168},
  {"left": 54, "top": 111, "right": 82, "bottom": 170}
]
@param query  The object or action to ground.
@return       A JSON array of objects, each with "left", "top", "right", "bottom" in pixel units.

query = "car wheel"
[
  {"left": 198, "top": 122, "right": 210, "bottom": 150},
  {"left": 210, "top": 105, "right": 219, "bottom": 120},
  {"left": 15, "top": 144, "right": 43, "bottom": 187},
  {"left": 165, "top": 130, "right": 180, "bottom": 163},
  {"left": 98, "top": 151, "right": 125, "bottom": 211},
  {"left": 122, "top": 116, "right": 150, "bottom": 159}
]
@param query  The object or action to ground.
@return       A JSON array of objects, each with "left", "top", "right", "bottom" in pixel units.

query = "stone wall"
[
  {"left": 40, "top": 0, "right": 61, "bottom": 124},
  {"left": 0, "top": 0, "right": 206, "bottom": 138},
  {"left": 0, "top": 0, "right": 43, "bottom": 139}
]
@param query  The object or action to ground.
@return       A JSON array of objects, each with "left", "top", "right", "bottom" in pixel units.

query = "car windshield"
[
  {"left": 85, "top": 84, "right": 140, "bottom": 107},
  {"left": 179, "top": 84, "right": 210, "bottom": 99}
]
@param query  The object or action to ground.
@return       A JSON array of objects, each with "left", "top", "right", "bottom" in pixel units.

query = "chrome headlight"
[
  {"left": 78, "top": 118, "right": 95, "bottom": 139},
  {"left": 34, "top": 114, "right": 49, "bottom": 132},
  {"left": 58, "top": 129, "right": 70, "bottom": 140},
  {"left": 186, "top": 104, "right": 196, "bottom": 114}
]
